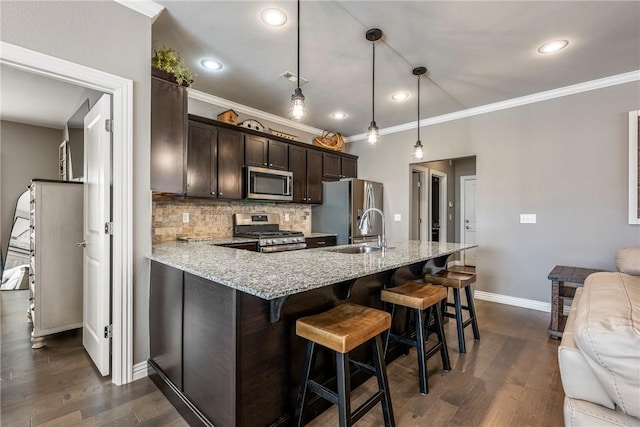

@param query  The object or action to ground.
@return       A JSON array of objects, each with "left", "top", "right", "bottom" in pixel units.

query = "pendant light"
[
  {"left": 412, "top": 66, "right": 426, "bottom": 160},
  {"left": 288, "top": 0, "right": 306, "bottom": 121},
  {"left": 365, "top": 28, "right": 382, "bottom": 144}
]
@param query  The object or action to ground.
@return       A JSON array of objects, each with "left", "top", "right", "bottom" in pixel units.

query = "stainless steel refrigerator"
[{"left": 312, "top": 179, "right": 383, "bottom": 245}]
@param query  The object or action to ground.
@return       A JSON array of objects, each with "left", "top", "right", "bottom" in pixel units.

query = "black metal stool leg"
[
  {"left": 453, "top": 288, "right": 466, "bottom": 354},
  {"left": 465, "top": 285, "right": 480, "bottom": 340},
  {"left": 371, "top": 335, "right": 396, "bottom": 427},
  {"left": 336, "top": 352, "right": 352, "bottom": 427},
  {"left": 294, "top": 341, "right": 316, "bottom": 427},
  {"left": 383, "top": 304, "right": 396, "bottom": 357},
  {"left": 434, "top": 303, "right": 451, "bottom": 371},
  {"left": 414, "top": 308, "right": 428, "bottom": 395}
]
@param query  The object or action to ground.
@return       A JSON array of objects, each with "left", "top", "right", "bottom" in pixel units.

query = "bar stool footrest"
[
  {"left": 308, "top": 380, "right": 339, "bottom": 405},
  {"left": 350, "top": 359, "right": 376, "bottom": 376},
  {"left": 352, "top": 391, "right": 385, "bottom": 424}
]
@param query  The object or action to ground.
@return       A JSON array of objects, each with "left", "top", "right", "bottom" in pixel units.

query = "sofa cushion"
[
  {"left": 574, "top": 272, "right": 640, "bottom": 418},
  {"left": 564, "top": 396, "right": 640, "bottom": 427},
  {"left": 616, "top": 247, "right": 640, "bottom": 275},
  {"left": 559, "top": 287, "right": 616, "bottom": 409}
]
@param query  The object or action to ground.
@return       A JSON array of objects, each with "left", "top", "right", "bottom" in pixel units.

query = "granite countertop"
[{"left": 149, "top": 241, "right": 477, "bottom": 300}]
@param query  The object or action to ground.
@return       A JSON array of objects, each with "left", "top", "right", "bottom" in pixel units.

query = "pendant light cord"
[
  {"left": 372, "top": 41, "right": 375, "bottom": 120},
  {"left": 297, "top": 0, "right": 300, "bottom": 90},
  {"left": 417, "top": 74, "right": 420, "bottom": 141}
]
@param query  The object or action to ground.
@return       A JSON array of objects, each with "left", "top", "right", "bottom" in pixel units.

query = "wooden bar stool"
[
  {"left": 424, "top": 270, "right": 480, "bottom": 354},
  {"left": 380, "top": 282, "right": 450, "bottom": 395},
  {"left": 294, "top": 302, "right": 395, "bottom": 427}
]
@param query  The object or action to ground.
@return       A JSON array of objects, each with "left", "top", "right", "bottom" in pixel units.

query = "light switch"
[
  {"left": 284, "top": 213, "right": 290, "bottom": 221},
  {"left": 520, "top": 214, "right": 536, "bottom": 224},
  {"left": 183, "top": 212, "right": 189, "bottom": 223},
  {"left": 393, "top": 214, "right": 401, "bottom": 222}
]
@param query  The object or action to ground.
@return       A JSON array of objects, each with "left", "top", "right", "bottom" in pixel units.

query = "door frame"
[
  {"left": 460, "top": 175, "right": 476, "bottom": 266},
  {"left": 429, "top": 169, "right": 447, "bottom": 242},
  {"left": 1, "top": 42, "right": 134, "bottom": 385},
  {"left": 409, "top": 165, "right": 429, "bottom": 241}
]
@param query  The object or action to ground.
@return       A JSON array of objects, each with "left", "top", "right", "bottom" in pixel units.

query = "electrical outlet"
[
  {"left": 284, "top": 213, "right": 290, "bottom": 221},
  {"left": 393, "top": 214, "right": 401, "bottom": 222},
  {"left": 183, "top": 212, "right": 189, "bottom": 223},
  {"left": 520, "top": 214, "right": 536, "bottom": 224}
]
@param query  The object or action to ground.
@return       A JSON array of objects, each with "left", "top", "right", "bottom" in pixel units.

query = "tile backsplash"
[{"left": 152, "top": 198, "right": 311, "bottom": 244}]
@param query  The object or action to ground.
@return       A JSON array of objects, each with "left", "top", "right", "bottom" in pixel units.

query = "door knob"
[
  {"left": 76, "top": 241, "right": 87, "bottom": 248},
  {"left": 465, "top": 226, "right": 470, "bottom": 230}
]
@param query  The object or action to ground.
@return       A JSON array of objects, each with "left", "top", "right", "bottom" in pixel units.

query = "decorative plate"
[{"left": 238, "top": 119, "right": 265, "bottom": 132}]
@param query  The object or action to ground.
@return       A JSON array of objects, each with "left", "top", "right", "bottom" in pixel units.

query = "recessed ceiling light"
[
  {"left": 391, "top": 92, "right": 410, "bottom": 101},
  {"left": 201, "top": 59, "right": 223, "bottom": 71},
  {"left": 260, "top": 8, "right": 287, "bottom": 27},
  {"left": 330, "top": 111, "right": 347, "bottom": 120},
  {"left": 537, "top": 40, "right": 569, "bottom": 54}
]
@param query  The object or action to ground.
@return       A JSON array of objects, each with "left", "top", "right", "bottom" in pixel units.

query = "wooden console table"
[{"left": 548, "top": 265, "right": 605, "bottom": 339}]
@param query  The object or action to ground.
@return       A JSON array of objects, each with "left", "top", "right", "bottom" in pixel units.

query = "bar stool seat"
[
  {"left": 381, "top": 282, "right": 450, "bottom": 395},
  {"left": 294, "top": 303, "right": 395, "bottom": 427},
  {"left": 424, "top": 270, "right": 480, "bottom": 354}
]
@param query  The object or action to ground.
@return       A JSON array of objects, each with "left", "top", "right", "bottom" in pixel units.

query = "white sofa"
[{"left": 558, "top": 247, "right": 640, "bottom": 426}]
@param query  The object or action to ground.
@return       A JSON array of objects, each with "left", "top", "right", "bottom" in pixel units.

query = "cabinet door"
[
  {"left": 306, "top": 150, "right": 323, "bottom": 204},
  {"left": 322, "top": 153, "right": 341, "bottom": 179},
  {"left": 305, "top": 236, "right": 337, "bottom": 248},
  {"left": 151, "top": 76, "right": 187, "bottom": 193},
  {"left": 268, "top": 140, "right": 289, "bottom": 170},
  {"left": 187, "top": 121, "right": 217, "bottom": 197},
  {"left": 341, "top": 157, "right": 357, "bottom": 179},
  {"left": 289, "top": 145, "right": 307, "bottom": 202},
  {"left": 217, "top": 128, "right": 244, "bottom": 199},
  {"left": 245, "top": 135, "right": 268, "bottom": 167}
]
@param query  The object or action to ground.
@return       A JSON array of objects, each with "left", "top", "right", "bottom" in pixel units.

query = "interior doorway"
[
  {"left": 410, "top": 166, "right": 428, "bottom": 240},
  {"left": 460, "top": 175, "right": 477, "bottom": 266},
  {"left": 429, "top": 169, "right": 447, "bottom": 243},
  {"left": 1, "top": 42, "right": 134, "bottom": 385}
]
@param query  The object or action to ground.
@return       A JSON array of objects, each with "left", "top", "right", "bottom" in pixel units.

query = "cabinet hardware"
[
  {"left": 76, "top": 241, "right": 87, "bottom": 248},
  {"left": 219, "top": 193, "right": 223, "bottom": 196},
  {"left": 317, "top": 241, "right": 326, "bottom": 245},
  {"left": 211, "top": 192, "right": 215, "bottom": 195},
  {"left": 269, "top": 163, "right": 273, "bottom": 167}
]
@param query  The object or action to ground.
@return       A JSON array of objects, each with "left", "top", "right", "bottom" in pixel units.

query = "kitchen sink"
[{"left": 325, "top": 245, "right": 392, "bottom": 254}]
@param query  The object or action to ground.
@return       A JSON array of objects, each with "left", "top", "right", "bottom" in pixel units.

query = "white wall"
[
  {"left": 1, "top": 1, "right": 153, "bottom": 364},
  {"left": 347, "top": 81, "right": 640, "bottom": 303}
]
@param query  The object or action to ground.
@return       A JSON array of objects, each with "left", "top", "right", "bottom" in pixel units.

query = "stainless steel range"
[{"left": 233, "top": 213, "right": 306, "bottom": 253}]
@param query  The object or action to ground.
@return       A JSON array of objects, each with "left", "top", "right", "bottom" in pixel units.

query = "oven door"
[{"left": 246, "top": 166, "right": 293, "bottom": 201}]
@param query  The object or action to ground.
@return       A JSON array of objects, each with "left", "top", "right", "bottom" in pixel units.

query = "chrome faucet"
[{"left": 358, "top": 208, "right": 386, "bottom": 249}]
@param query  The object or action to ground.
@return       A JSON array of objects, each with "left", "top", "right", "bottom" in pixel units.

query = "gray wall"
[
  {"left": 1, "top": 1, "right": 153, "bottom": 364},
  {"left": 0, "top": 120, "right": 61, "bottom": 253},
  {"left": 347, "top": 81, "right": 640, "bottom": 304}
]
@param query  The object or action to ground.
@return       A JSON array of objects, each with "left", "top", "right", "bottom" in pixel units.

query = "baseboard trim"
[
  {"left": 474, "top": 290, "right": 550, "bottom": 313},
  {"left": 132, "top": 361, "right": 148, "bottom": 381}
]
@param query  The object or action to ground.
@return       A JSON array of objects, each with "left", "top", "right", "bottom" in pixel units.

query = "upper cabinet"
[
  {"left": 151, "top": 70, "right": 187, "bottom": 193},
  {"left": 245, "top": 135, "right": 288, "bottom": 170},
  {"left": 323, "top": 153, "right": 357, "bottom": 180},
  {"left": 186, "top": 119, "right": 244, "bottom": 200},
  {"left": 289, "top": 146, "right": 323, "bottom": 204}
]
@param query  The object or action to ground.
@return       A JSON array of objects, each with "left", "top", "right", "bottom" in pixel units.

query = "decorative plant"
[{"left": 152, "top": 46, "right": 194, "bottom": 87}]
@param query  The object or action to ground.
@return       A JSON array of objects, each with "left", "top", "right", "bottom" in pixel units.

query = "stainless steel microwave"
[{"left": 245, "top": 166, "right": 293, "bottom": 201}]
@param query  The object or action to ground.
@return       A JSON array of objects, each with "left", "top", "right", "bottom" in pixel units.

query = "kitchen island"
[{"left": 148, "top": 241, "right": 476, "bottom": 427}]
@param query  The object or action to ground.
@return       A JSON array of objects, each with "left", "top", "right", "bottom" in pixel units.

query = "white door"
[
  {"left": 461, "top": 176, "right": 477, "bottom": 266},
  {"left": 83, "top": 94, "right": 112, "bottom": 376}
]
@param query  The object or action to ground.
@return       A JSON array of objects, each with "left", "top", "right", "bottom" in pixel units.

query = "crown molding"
[
  {"left": 113, "top": 0, "right": 164, "bottom": 22},
  {"left": 188, "top": 88, "right": 324, "bottom": 136},
  {"left": 345, "top": 70, "right": 640, "bottom": 143}
]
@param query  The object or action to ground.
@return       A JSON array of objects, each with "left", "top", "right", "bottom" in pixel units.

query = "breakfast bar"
[{"left": 148, "top": 241, "right": 476, "bottom": 427}]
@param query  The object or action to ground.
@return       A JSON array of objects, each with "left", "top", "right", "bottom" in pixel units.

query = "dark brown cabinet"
[
  {"left": 245, "top": 135, "right": 289, "bottom": 170},
  {"left": 187, "top": 120, "right": 243, "bottom": 199},
  {"left": 218, "top": 241, "right": 258, "bottom": 251},
  {"left": 289, "top": 146, "right": 323, "bottom": 204},
  {"left": 151, "top": 71, "right": 187, "bottom": 193},
  {"left": 305, "top": 235, "right": 337, "bottom": 248},
  {"left": 323, "top": 152, "right": 357, "bottom": 180}
]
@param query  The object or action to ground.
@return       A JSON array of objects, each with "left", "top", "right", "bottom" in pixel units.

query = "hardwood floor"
[{"left": 1, "top": 288, "right": 565, "bottom": 426}]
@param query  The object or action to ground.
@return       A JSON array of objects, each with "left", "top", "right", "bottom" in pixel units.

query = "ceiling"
[
  {"left": 152, "top": 1, "right": 640, "bottom": 137},
  {"left": 0, "top": 65, "right": 102, "bottom": 130}
]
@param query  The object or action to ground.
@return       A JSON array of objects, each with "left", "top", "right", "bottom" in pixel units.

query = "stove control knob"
[
  {"left": 264, "top": 239, "right": 271, "bottom": 245},
  {"left": 282, "top": 238, "right": 289, "bottom": 244}
]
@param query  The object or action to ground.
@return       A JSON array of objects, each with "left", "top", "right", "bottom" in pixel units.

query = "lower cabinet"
[
  {"left": 218, "top": 241, "right": 258, "bottom": 251},
  {"left": 305, "top": 235, "right": 337, "bottom": 249}
]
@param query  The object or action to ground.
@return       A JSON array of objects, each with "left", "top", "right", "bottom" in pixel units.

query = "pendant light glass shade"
[
  {"left": 288, "top": 0, "right": 306, "bottom": 121},
  {"left": 365, "top": 29, "right": 382, "bottom": 144},
  {"left": 367, "top": 121, "right": 380, "bottom": 144},
  {"left": 412, "top": 66, "right": 427, "bottom": 160},
  {"left": 289, "top": 87, "right": 306, "bottom": 121}
]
